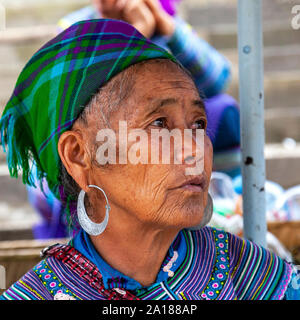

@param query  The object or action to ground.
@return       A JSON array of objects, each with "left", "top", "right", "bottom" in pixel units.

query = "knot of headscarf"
[{"left": 0, "top": 19, "right": 176, "bottom": 198}]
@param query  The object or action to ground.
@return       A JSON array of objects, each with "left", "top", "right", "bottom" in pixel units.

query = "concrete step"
[
  {"left": 2, "top": 0, "right": 295, "bottom": 28},
  {"left": 227, "top": 71, "right": 300, "bottom": 112},
  {"left": 0, "top": 165, "right": 39, "bottom": 240},
  {"left": 222, "top": 44, "right": 300, "bottom": 74},
  {"left": 1, "top": 0, "right": 299, "bottom": 50},
  {"left": 265, "top": 144, "right": 300, "bottom": 189},
  {"left": 2, "top": 0, "right": 89, "bottom": 28},
  {"left": 265, "top": 107, "right": 300, "bottom": 143},
  {"left": 2, "top": 21, "right": 299, "bottom": 53},
  {"left": 0, "top": 222, "right": 35, "bottom": 241},
  {"left": 196, "top": 23, "right": 300, "bottom": 50},
  {"left": 183, "top": 0, "right": 297, "bottom": 28},
  {"left": 2, "top": 41, "right": 300, "bottom": 77}
]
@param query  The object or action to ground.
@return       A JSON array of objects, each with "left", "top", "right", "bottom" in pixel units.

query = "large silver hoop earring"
[
  {"left": 188, "top": 193, "right": 213, "bottom": 231},
  {"left": 77, "top": 184, "right": 110, "bottom": 236}
]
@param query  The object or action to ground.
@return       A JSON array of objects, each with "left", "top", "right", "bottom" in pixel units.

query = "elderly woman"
[
  {"left": 0, "top": 19, "right": 299, "bottom": 300},
  {"left": 28, "top": 0, "right": 240, "bottom": 240}
]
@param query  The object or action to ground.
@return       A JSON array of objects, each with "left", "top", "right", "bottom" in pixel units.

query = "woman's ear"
[{"left": 58, "top": 130, "right": 91, "bottom": 193}]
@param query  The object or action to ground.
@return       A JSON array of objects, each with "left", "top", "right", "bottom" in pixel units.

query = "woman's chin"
[
  {"left": 184, "top": 213, "right": 205, "bottom": 229},
  {"left": 168, "top": 207, "right": 205, "bottom": 230}
]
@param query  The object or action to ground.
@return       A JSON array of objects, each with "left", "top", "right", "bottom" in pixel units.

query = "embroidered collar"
[
  {"left": 72, "top": 228, "right": 186, "bottom": 291},
  {"left": 36, "top": 227, "right": 293, "bottom": 300}
]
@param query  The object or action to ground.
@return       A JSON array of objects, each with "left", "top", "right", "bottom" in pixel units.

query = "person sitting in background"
[
  {"left": 27, "top": 0, "right": 241, "bottom": 239},
  {"left": 58, "top": 0, "right": 231, "bottom": 98}
]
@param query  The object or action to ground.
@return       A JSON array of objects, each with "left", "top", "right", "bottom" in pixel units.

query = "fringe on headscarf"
[{"left": 0, "top": 111, "right": 45, "bottom": 188}]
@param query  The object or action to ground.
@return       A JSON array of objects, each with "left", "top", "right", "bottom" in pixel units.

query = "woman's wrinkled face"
[{"left": 82, "top": 61, "right": 213, "bottom": 230}]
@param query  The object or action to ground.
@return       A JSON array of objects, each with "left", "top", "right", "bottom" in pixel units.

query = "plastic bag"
[{"left": 271, "top": 185, "right": 300, "bottom": 221}]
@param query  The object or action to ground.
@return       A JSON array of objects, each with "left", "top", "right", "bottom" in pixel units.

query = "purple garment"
[
  {"left": 159, "top": 0, "right": 182, "bottom": 16},
  {"left": 205, "top": 93, "right": 240, "bottom": 148},
  {"left": 27, "top": 180, "right": 67, "bottom": 239}
]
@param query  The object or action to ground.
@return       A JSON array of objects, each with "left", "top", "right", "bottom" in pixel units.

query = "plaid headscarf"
[{"left": 0, "top": 19, "right": 176, "bottom": 197}]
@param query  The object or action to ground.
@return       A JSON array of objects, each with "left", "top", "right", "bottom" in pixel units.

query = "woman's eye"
[
  {"left": 151, "top": 118, "right": 167, "bottom": 128},
  {"left": 193, "top": 119, "right": 207, "bottom": 130}
]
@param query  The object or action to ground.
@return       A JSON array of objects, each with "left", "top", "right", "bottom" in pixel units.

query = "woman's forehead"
[
  {"left": 81, "top": 60, "right": 201, "bottom": 128},
  {"left": 135, "top": 76, "right": 200, "bottom": 103},
  {"left": 119, "top": 63, "right": 202, "bottom": 119},
  {"left": 133, "top": 62, "right": 198, "bottom": 96}
]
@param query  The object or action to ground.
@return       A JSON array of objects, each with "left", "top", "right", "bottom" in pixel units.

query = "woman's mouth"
[{"left": 176, "top": 176, "right": 207, "bottom": 193}]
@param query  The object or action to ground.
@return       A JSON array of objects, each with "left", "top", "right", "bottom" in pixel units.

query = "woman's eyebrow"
[
  {"left": 143, "top": 98, "right": 178, "bottom": 118},
  {"left": 154, "top": 98, "right": 178, "bottom": 109},
  {"left": 145, "top": 97, "right": 205, "bottom": 118},
  {"left": 192, "top": 99, "right": 205, "bottom": 111}
]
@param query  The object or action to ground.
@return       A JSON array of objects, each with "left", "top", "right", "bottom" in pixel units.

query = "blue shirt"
[
  {"left": 72, "top": 228, "right": 300, "bottom": 299},
  {"left": 73, "top": 228, "right": 186, "bottom": 291}
]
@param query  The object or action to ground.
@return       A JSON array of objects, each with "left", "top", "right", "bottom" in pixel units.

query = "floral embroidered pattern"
[
  {"left": 200, "top": 229, "right": 230, "bottom": 300},
  {"left": 163, "top": 251, "right": 179, "bottom": 277},
  {"left": 33, "top": 260, "right": 80, "bottom": 300},
  {"left": 54, "top": 292, "right": 76, "bottom": 300}
]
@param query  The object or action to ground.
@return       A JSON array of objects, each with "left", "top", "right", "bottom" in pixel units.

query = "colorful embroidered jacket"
[{"left": 0, "top": 227, "right": 296, "bottom": 300}]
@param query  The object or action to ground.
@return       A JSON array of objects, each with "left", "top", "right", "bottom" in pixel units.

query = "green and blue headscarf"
[{"left": 0, "top": 19, "right": 176, "bottom": 197}]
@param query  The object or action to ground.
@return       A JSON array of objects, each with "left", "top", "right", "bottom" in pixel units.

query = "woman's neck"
[{"left": 90, "top": 205, "right": 179, "bottom": 287}]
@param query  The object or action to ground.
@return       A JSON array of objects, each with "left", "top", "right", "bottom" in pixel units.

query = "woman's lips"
[
  {"left": 176, "top": 176, "right": 207, "bottom": 193},
  {"left": 181, "top": 184, "right": 204, "bottom": 192}
]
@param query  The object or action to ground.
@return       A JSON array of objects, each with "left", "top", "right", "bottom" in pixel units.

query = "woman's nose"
[{"left": 173, "top": 129, "right": 205, "bottom": 174}]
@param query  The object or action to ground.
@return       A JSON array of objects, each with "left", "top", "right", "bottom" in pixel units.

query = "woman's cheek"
[{"left": 204, "top": 135, "right": 213, "bottom": 178}]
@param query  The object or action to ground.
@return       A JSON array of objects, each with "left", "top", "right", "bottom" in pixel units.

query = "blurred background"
[{"left": 0, "top": 0, "right": 300, "bottom": 292}]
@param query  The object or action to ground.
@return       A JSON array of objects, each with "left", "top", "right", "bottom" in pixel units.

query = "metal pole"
[{"left": 237, "top": 0, "right": 267, "bottom": 247}]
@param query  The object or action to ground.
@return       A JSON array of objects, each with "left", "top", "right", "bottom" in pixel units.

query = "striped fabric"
[
  {"left": 167, "top": 18, "right": 231, "bottom": 98},
  {"left": 0, "top": 227, "right": 293, "bottom": 300},
  {"left": 57, "top": 7, "right": 231, "bottom": 98}
]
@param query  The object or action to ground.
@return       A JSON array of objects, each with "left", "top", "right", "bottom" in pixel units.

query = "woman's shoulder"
[
  {"left": 0, "top": 255, "right": 84, "bottom": 300},
  {"left": 225, "top": 229, "right": 293, "bottom": 299},
  {"left": 1, "top": 241, "right": 135, "bottom": 301},
  {"left": 0, "top": 252, "right": 106, "bottom": 300},
  {"left": 186, "top": 226, "right": 229, "bottom": 245},
  {"left": 189, "top": 226, "right": 293, "bottom": 299},
  {"left": 190, "top": 225, "right": 293, "bottom": 275}
]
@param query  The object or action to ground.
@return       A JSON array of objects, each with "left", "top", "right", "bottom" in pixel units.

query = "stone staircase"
[
  {"left": 0, "top": 0, "right": 300, "bottom": 240},
  {"left": 180, "top": 0, "right": 300, "bottom": 144}
]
